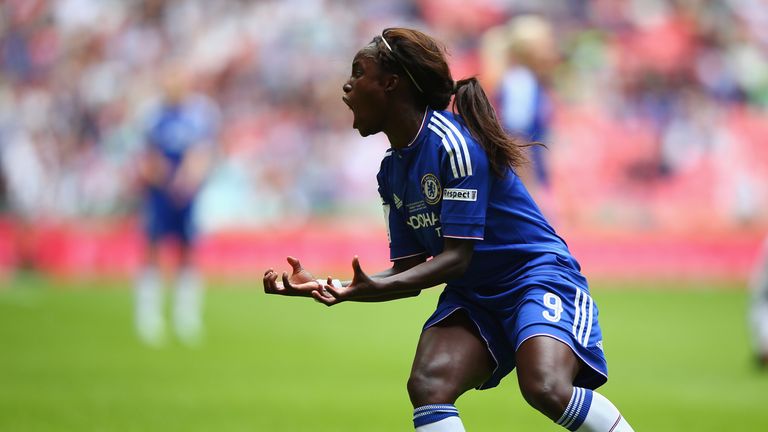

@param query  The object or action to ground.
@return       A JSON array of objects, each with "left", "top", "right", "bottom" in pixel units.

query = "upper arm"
[
  {"left": 429, "top": 113, "right": 491, "bottom": 241},
  {"left": 383, "top": 237, "right": 470, "bottom": 284},
  {"left": 441, "top": 236, "right": 474, "bottom": 274},
  {"left": 391, "top": 253, "right": 428, "bottom": 274}
]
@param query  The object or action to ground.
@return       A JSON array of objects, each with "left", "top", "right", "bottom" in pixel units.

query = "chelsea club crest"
[{"left": 421, "top": 173, "right": 442, "bottom": 205}]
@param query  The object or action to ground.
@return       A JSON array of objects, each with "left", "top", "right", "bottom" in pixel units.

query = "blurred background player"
[
  {"left": 135, "top": 65, "right": 220, "bottom": 347},
  {"left": 481, "top": 15, "right": 557, "bottom": 200},
  {"left": 749, "top": 235, "right": 768, "bottom": 367}
]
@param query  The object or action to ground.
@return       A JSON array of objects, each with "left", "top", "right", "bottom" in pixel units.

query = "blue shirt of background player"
[
  {"left": 377, "top": 108, "right": 579, "bottom": 291},
  {"left": 498, "top": 67, "right": 552, "bottom": 187},
  {"left": 143, "top": 95, "right": 218, "bottom": 244}
]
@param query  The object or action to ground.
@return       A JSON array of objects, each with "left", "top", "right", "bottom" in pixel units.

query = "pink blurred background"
[{"left": 0, "top": 0, "right": 766, "bottom": 282}]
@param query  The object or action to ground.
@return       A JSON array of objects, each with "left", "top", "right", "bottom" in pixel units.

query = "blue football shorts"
[
  {"left": 144, "top": 191, "right": 196, "bottom": 245},
  {"left": 423, "top": 272, "right": 608, "bottom": 390}
]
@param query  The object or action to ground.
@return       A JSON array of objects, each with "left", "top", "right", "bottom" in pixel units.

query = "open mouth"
[{"left": 342, "top": 96, "right": 352, "bottom": 110}]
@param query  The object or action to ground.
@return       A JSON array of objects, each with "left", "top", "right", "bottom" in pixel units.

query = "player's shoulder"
[
  {"left": 376, "top": 148, "right": 395, "bottom": 184},
  {"left": 424, "top": 110, "right": 481, "bottom": 152},
  {"left": 423, "top": 109, "right": 487, "bottom": 178},
  {"left": 380, "top": 148, "right": 395, "bottom": 165}
]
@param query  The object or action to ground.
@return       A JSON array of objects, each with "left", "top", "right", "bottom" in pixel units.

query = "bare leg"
[
  {"left": 517, "top": 336, "right": 634, "bottom": 431},
  {"left": 408, "top": 310, "right": 495, "bottom": 407},
  {"left": 516, "top": 336, "right": 581, "bottom": 420}
]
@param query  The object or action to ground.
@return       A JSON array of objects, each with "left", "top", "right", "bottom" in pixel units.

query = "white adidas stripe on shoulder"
[
  {"left": 429, "top": 119, "right": 466, "bottom": 177},
  {"left": 432, "top": 112, "right": 473, "bottom": 176},
  {"left": 427, "top": 114, "right": 472, "bottom": 178},
  {"left": 426, "top": 123, "right": 460, "bottom": 178}
]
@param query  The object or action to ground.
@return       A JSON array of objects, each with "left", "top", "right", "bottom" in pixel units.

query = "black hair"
[{"left": 372, "top": 27, "right": 533, "bottom": 177}]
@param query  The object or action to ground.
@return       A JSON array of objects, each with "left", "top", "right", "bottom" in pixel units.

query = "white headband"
[{"left": 381, "top": 34, "right": 424, "bottom": 93}]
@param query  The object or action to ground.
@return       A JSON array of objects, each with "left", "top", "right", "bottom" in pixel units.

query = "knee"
[
  {"left": 407, "top": 363, "right": 460, "bottom": 407},
  {"left": 518, "top": 374, "right": 573, "bottom": 420}
]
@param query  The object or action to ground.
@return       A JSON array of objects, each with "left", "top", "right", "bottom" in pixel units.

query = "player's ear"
[{"left": 383, "top": 73, "right": 400, "bottom": 93}]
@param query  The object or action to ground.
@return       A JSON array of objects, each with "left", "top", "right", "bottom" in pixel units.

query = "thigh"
[
  {"left": 516, "top": 335, "right": 580, "bottom": 389},
  {"left": 410, "top": 310, "right": 495, "bottom": 401}
]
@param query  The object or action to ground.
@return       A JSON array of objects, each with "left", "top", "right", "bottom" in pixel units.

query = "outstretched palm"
[
  {"left": 285, "top": 256, "right": 315, "bottom": 285},
  {"left": 263, "top": 256, "right": 320, "bottom": 297},
  {"left": 312, "top": 256, "right": 376, "bottom": 306}
]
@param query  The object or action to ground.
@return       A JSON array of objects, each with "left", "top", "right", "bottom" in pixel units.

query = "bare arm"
[
  {"left": 336, "top": 253, "right": 429, "bottom": 302},
  {"left": 263, "top": 254, "right": 425, "bottom": 299},
  {"left": 136, "top": 147, "right": 170, "bottom": 188},
  {"left": 371, "top": 253, "right": 427, "bottom": 278},
  {"left": 169, "top": 144, "right": 216, "bottom": 202},
  {"left": 313, "top": 238, "right": 474, "bottom": 306}
]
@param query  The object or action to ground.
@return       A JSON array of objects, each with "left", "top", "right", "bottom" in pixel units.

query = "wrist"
[{"left": 316, "top": 279, "right": 342, "bottom": 289}]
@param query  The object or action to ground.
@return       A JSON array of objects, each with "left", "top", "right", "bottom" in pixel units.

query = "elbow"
[
  {"left": 441, "top": 237, "right": 475, "bottom": 280},
  {"left": 446, "top": 254, "right": 472, "bottom": 280},
  {"left": 405, "top": 289, "right": 421, "bottom": 298}
]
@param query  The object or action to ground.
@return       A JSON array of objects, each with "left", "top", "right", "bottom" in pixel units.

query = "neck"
[{"left": 385, "top": 104, "right": 427, "bottom": 149}]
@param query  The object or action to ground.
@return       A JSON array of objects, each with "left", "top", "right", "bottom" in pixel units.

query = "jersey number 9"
[{"left": 542, "top": 293, "right": 563, "bottom": 323}]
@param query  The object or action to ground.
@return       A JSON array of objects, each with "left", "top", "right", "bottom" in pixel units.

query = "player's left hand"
[
  {"left": 263, "top": 256, "right": 322, "bottom": 297},
  {"left": 312, "top": 256, "right": 377, "bottom": 306},
  {"left": 168, "top": 172, "right": 198, "bottom": 205}
]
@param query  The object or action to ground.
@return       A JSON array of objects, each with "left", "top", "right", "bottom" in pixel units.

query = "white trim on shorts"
[{"left": 514, "top": 333, "right": 608, "bottom": 384}]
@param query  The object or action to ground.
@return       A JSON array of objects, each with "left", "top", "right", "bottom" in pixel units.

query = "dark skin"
[{"left": 262, "top": 43, "right": 583, "bottom": 421}]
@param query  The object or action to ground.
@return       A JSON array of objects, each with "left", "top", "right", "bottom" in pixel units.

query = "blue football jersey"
[
  {"left": 379, "top": 108, "right": 609, "bottom": 390},
  {"left": 377, "top": 108, "right": 581, "bottom": 289},
  {"left": 145, "top": 95, "right": 219, "bottom": 174},
  {"left": 498, "top": 66, "right": 553, "bottom": 186}
]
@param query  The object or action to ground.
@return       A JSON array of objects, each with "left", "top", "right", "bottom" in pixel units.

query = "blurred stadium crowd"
[{"left": 1, "top": 0, "right": 767, "bottom": 234}]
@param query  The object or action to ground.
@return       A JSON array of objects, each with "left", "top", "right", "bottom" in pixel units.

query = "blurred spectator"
[{"left": 0, "top": 0, "right": 765, "bottom": 238}]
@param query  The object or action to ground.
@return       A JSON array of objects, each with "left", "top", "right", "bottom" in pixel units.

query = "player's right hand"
[{"left": 263, "top": 256, "right": 322, "bottom": 297}]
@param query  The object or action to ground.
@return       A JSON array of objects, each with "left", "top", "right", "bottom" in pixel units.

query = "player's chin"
[
  {"left": 353, "top": 119, "right": 379, "bottom": 137},
  {"left": 356, "top": 127, "right": 373, "bottom": 137},
  {"left": 353, "top": 122, "right": 372, "bottom": 137}
]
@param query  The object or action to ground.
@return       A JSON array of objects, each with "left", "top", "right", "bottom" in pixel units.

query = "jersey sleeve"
[
  {"left": 430, "top": 114, "right": 491, "bottom": 240},
  {"left": 377, "top": 156, "right": 428, "bottom": 261}
]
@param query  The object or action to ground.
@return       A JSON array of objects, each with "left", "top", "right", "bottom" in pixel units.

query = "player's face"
[{"left": 342, "top": 48, "right": 389, "bottom": 137}]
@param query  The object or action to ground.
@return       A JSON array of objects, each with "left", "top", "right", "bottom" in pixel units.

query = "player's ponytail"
[
  {"left": 452, "top": 77, "right": 529, "bottom": 177},
  {"left": 376, "top": 28, "right": 530, "bottom": 178}
]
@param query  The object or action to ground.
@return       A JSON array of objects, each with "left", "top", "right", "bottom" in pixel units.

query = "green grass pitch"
[{"left": 1, "top": 275, "right": 767, "bottom": 431}]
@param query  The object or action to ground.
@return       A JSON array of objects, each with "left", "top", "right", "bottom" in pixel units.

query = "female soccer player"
[{"left": 263, "top": 28, "right": 634, "bottom": 432}]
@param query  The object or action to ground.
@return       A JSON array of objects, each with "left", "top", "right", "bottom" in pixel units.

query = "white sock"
[
  {"left": 135, "top": 267, "right": 165, "bottom": 347},
  {"left": 413, "top": 404, "right": 464, "bottom": 431},
  {"left": 173, "top": 267, "right": 204, "bottom": 345},
  {"left": 750, "top": 303, "right": 768, "bottom": 356},
  {"left": 749, "top": 239, "right": 768, "bottom": 361},
  {"left": 557, "top": 387, "right": 634, "bottom": 431}
]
